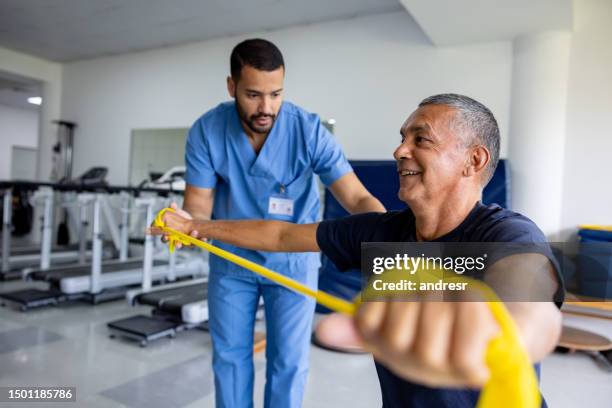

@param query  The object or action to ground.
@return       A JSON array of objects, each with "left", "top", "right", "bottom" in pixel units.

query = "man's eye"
[
  {"left": 247, "top": 93, "right": 258, "bottom": 98},
  {"left": 415, "top": 135, "right": 428, "bottom": 144}
]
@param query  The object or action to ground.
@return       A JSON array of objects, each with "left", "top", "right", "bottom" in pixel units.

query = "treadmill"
[
  {"left": 1, "top": 182, "right": 72, "bottom": 279},
  {"left": 137, "top": 282, "right": 209, "bottom": 324},
  {"left": 3, "top": 242, "right": 82, "bottom": 257},
  {"left": 1, "top": 174, "right": 116, "bottom": 280},
  {"left": 2, "top": 257, "right": 203, "bottom": 311},
  {"left": 1, "top": 185, "right": 200, "bottom": 311},
  {"left": 108, "top": 278, "right": 209, "bottom": 347},
  {"left": 107, "top": 179, "right": 211, "bottom": 347},
  {"left": 9, "top": 188, "right": 140, "bottom": 309}
]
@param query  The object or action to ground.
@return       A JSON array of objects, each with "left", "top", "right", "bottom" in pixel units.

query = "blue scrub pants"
[{"left": 208, "top": 269, "right": 317, "bottom": 408}]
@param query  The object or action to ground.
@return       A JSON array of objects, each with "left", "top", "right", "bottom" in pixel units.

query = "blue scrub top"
[{"left": 185, "top": 101, "right": 352, "bottom": 280}]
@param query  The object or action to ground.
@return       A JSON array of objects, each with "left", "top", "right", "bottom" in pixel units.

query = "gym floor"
[{"left": 1, "top": 278, "right": 610, "bottom": 408}]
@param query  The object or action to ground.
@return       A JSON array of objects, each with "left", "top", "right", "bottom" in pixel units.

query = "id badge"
[
  {"left": 268, "top": 184, "right": 294, "bottom": 217},
  {"left": 268, "top": 196, "right": 294, "bottom": 216}
]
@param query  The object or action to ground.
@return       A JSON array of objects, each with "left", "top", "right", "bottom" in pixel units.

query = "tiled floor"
[{"left": 0, "top": 278, "right": 610, "bottom": 408}]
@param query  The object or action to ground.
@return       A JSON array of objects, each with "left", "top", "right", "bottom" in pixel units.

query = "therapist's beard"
[{"left": 236, "top": 103, "right": 276, "bottom": 134}]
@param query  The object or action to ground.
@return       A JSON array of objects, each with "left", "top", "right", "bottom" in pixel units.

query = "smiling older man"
[{"left": 151, "top": 94, "right": 563, "bottom": 408}]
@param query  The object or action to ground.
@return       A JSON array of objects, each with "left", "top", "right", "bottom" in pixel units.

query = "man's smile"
[{"left": 398, "top": 169, "right": 422, "bottom": 176}]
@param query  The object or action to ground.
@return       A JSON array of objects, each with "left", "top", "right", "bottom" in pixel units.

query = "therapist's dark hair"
[{"left": 230, "top": 39, "right": 285, "bottom": 82}]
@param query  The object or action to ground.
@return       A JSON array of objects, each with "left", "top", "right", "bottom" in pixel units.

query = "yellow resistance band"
[
  {"left": 154, "top": 208, "right": 355, "bottom": 315},
  {"left": 153, "top": 208, "right": 540, "bottom": 408}
]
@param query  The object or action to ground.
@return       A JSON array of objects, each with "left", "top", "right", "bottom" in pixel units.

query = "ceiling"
[
  {"left": 0, "top": 0, "right": 404, "bottom": 62},
  {"left": 399, "top": 0, "right": 573, "bottom": 46},
  {"left": 0, "top": 0, "right": 574, "bottom": 63},
  {"left": 0, "top": 0, "right": 573, "bottom": 111}
]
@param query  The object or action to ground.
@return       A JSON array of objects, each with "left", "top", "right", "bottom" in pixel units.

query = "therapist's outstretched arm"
[
  {"left": 149, "top": 209, "right": 320, "bottom": 253},
  {"left": 328, "top": 172, "right": 386, "bottom": 214}
]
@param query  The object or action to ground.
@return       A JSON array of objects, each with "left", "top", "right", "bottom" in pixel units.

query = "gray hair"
[{"left": 419, "top": 93, "right": 500, "bottom": 185}]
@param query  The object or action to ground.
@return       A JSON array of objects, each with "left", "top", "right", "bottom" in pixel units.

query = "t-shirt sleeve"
[
  {"left": 316, "top": 212, "right": 383, "bottom": 271},
  {"left": 484, "top": 217, "right": 565, "bottom": 306},
  {"left": 308, "top": 117, "right": 352, "bottom": 186},
  {"left": 184, "top": 119, "right": 217, "bottom": 189}
]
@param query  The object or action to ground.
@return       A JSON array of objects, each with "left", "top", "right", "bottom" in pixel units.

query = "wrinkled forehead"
[{"left": 400, "top": 105, "right": 461, "bottom": 139}]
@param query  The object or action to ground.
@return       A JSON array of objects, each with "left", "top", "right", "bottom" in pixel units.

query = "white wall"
[
  {"left": 560, "top": 0, "right": 612, "bottom": 238},
  {"left": 0, "top": 47, "right": 62, "bottom": 181},
  {"left": 0, "top": 105, "right": 39, "bottom": 179},
  {"left": 61, "top": 11, "right": 513, "bottom": 185},
  {"left": 57, "top": 2, "right": 612, "bottom": 238},
  {"left": 508, "top": 31, "right": 571, "bottom": 238}
]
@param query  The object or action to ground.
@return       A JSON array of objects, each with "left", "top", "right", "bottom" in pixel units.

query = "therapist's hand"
[
  {"left": 147, "top": 202, "right": 199, "bottom": 249},
  {"left": 353, "top": 300, "right": 499, "bottom": 388}
]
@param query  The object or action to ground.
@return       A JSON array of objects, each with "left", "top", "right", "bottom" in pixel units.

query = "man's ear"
[
  {"left": 464, "top": 145, "right": 490, "bottom": 178},
  {"left": 227, "top": 76, "right": 236, "bottom": 98}
]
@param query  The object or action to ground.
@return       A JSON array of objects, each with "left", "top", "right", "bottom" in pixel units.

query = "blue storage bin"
[
  {"left": 578, "top": 228, "right": 612, "bottom": 242},
  {"left": 580, "top": 281, "right": 612, "bottom": 299},
  {"left": 577, "top": 229, "right": 612, "bottom": 299}
]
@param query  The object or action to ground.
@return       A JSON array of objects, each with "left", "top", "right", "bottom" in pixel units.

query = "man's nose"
[
  {"left": 394, "top": 140, "right": 413, "bottom": 161},
  {"left": 258, "top": 96, "right": 273, "bottom": 115}
]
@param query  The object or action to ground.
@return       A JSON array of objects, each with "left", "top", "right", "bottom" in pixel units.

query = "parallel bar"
[
  {"left": 167, "top": 249, "right": 176, "bottom": 282},
  {"left": 90, "top": 194, "right": 103, "bottom": 294},
  {"left": 119, "top": 192, "right": 131, "bottom": 261},
  {"left": 39, "top": 189, "right": 54, "bottom": 271},
  {"left": 101, "top": 195, "right": 121, "bottom": 251},
  {"left": 78, "top": 196, "right": 88, "bottom": 264},
  {"left": 1, "top": 188, "right": 12, "bottom": 273},
  {"left": 141, "top": 199, "right": 155, "bottom": 292}
]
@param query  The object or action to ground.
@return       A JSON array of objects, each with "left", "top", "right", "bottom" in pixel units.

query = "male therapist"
[{"left": 181, "top": 38, "right": 384, "bottom": 408}]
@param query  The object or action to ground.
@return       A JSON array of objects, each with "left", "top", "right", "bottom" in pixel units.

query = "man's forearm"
[
  {"left": 192, "top": 219, "right": 320, "bottom": 253},
  {"left": 506, "top": 302, "right": 562, "bottom": 362},
  {"left": 327, "top": 172, "right": 385, "bottom": 215}
]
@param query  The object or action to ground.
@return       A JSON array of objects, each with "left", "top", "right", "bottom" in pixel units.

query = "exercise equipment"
[
  {"left": 139, "top": 166, "right": 186, "bottom": 191},
  {"left": 563, "top": 300, "right": 612, "bottom": 319},
  {"left": 1, "top": 181, "right": 111, "bottom": 279},
  {"left": 107, "top": 279, "right": 209, "bottom": 347},
  {"left": 51, "top": 120, "right": 77, "bottom": 244},
  {"left": 10, "top": 185, "right": 34, "bottom": 236},
  {"left": 0, "top": 167, "right": 117, "bottom": 278},
  {"left": 557, "top": 326, "right": 612, "bottom": 372},
  {"left": 1, "top": 184, "right": 201, "bottom": 311},
  {"left": 107, "top": 197, "right": 208, "bottom": 347},
  {"left": 50, "top": 121, "right": 76, "bottom": 182}
]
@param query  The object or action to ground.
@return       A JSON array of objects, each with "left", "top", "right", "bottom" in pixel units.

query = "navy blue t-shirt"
[{"left": 316, "top": 202, "right": 563, "bottom": 408}]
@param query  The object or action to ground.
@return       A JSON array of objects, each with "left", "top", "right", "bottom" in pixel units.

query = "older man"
[{"left": 153, "top": 94, "right": 563, "bottom": 407}]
